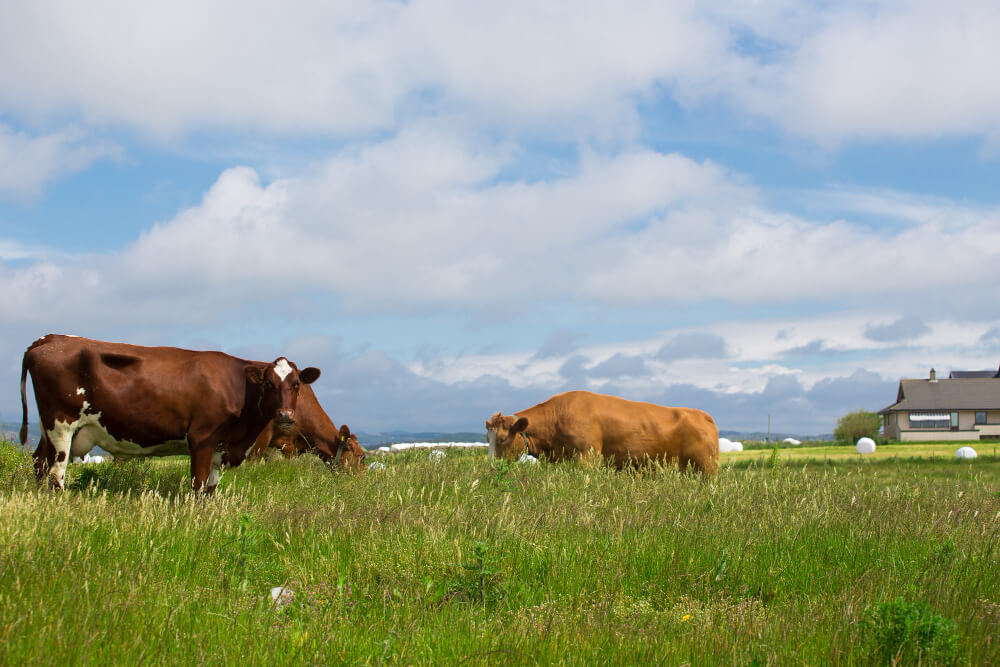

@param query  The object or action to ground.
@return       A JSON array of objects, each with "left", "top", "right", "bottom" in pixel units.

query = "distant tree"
[{"left": 834, "top": 410, "right": 881, "bottom": 443}]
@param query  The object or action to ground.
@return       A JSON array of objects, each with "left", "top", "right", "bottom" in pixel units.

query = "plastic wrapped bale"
[
  {"left": 429, "top": 449, "right": 446, "bottom": 462},
  {"left": 718, "top": 438, "right": 743, "bottom": 453},
  {"left": 955, "top": 446, "right": 977, "bottom": 459},
  {"left": 856, "top": 437, "right": 876, "bottom": 455},
  {"left": 782, "top": 438, "right": 801, "bottom": 446},
  {"left": 519, "top": 453, "right": 538, "bottom": 464},
  {"left": 368, "top": 461, "right": 387, "bottom": 471}
]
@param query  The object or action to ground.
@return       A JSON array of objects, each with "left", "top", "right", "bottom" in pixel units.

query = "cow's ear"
[
  {"left": 299, "top": 367, "right": 321, "bottom": 384},
  {"left": 511, "top": 417, "right": 529, "bottom": 434},
  {"left": 245, "top": 365, "right": 266, "bottom": 384},
  {"left": 339, "top": 424, "right": 352, "bottom": 441}
]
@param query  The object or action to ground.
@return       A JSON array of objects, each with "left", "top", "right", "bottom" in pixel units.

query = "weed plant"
[{"left": 0, "top": 439, "right": 998, "bottom": 664}]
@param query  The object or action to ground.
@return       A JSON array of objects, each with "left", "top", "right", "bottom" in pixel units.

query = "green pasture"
[
  {"left": 1, "top": 438, "right": 998, "bottom": 665},
  {"left": 724, "top": 441, "right": 1000, "bottom": 465}
]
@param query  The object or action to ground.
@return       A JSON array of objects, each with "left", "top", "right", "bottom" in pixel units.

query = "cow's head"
[
  {"left": 272, "top": 423, "right": 367, "bottom": 471},
  {"left": 331, "top": 424, "right": 367, "bottom": 471},
  {"left": 244, "top": 357, "right": 320, "bottom": 428},
  {"left": 485, "top": 411, "right": 529, "bottom": 459}
]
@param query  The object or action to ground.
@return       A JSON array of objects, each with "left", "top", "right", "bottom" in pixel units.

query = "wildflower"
[{"left": 681, "top": 614, "right": 692, "bottom": 622}]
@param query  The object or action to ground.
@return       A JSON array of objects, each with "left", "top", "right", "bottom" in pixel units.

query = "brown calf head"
[
  {"left": 485, "top": 411, "right": 529, "bottom": 459},
  {"left": 333, "top": 424, "right": 367, "bottom": 471},
  {"left": 244, "top": 357, "right": 321, "bottom": 428}
]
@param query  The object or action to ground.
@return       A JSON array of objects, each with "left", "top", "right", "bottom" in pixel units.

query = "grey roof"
[
  {"left": 949, "top": 369, "right": 999, "bottom": 378},
  {"left": 881, "top": 377, "right": 1000, "bottom": 413}
]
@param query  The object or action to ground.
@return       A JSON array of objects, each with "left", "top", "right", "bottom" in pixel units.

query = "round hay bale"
[
  {"left": 955, "top": 446, "right": 978, "bottom": 459},
  {"left": 856, "top": 437, "right": 876, "bottom": 455},
  {"left": 429, "top": 449, "right": 446, "bottom": 462},
  {"left": 518, "top": 453, "right": 538, "bottom": 464}
]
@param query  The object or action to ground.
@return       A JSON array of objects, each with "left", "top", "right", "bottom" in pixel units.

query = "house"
[{"left": 880, "top": 366, "right": 1000, "bottom": 441}]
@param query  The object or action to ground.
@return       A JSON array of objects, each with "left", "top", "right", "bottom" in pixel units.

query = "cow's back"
[{"left": 26, "top": 334, "right": 245, "bottom": 445}]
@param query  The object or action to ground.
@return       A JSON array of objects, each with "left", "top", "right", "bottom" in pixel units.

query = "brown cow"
[
  {"left": 244, "top": 384, "right": 366, "bottom": 471},
  {"left": 485, "top": 390, "right": 719, "bottom": 475},
  {"left": 20, "top": 334, "right": 320, "bottom": 493}
]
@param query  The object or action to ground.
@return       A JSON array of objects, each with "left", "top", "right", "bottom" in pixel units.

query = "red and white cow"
[{"left": 20, "top": 334, "right": 320, "bottom": 493}]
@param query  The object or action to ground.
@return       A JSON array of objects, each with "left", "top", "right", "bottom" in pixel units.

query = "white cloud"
[
  {"left": 5, "top": 2, "right": 995, "bottom": 145},
  {"left": 725, "top": 1, "right": 1000, "bottom": 143},
  {"left": 0, "top": 1, "right": 729, "bottom": 141},
  {"left": 0, "top": 125, "right": 120, "bottom": 198},
  {"left": 1, "top": 129, "right": 998, "bottom": 329}
]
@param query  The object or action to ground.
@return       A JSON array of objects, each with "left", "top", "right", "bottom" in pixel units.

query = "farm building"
[{"left": 880, "top": 366, "right": 1000, "bottom": 441}]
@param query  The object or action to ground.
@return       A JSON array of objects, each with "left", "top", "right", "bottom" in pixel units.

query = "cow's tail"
[{"left": 19, "top": 348, "right": 30, "bottom": 445}]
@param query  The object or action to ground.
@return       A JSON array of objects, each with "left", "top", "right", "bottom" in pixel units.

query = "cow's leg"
[
  {"left": 45, "top": 420, "right": 76, "bottom": 489},
  {"left": 678, "top": 455, "right": 691, "bottom": 474},
  {"left": 32, "top": 433, "right": 55, "bottom": 483},
  {"left": 190, "top": 445, "right": 215, "bottom": 495},
  {"left": 204, "top": 452, "right": 225, "bottom": 495}
]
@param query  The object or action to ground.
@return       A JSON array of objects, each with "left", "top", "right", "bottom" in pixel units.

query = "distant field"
[
  {"left": 1, "top": 438, "right": 998, "bottom": 664},
  {"left": 724, "top": 441, "right": 1000, "bottom": 465}
]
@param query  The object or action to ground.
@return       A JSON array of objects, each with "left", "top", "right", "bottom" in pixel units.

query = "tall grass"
[{"left": 1, "top": 439, "right": 998, "bottom": 664}]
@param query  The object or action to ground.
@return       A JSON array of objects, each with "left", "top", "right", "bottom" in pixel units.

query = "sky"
[{"left": 2, "top": 0, "right": 1000, "bottom": 436}]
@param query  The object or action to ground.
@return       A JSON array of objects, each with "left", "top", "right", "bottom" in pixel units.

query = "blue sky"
[{"left": 3, "top": 1, "right": 1000, "bottom": 435}]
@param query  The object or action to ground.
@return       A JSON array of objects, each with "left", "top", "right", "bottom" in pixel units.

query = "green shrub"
[
  {"left": 834, "top": 410, "right": 881, "bottom": 444},
  {"left": 861, "top": 597, "right": 959, "bottom": 665}
]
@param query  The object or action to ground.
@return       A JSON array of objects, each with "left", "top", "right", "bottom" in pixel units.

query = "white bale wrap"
[{"left": 856, "top": 437, "right": 876, "bottom": 455}]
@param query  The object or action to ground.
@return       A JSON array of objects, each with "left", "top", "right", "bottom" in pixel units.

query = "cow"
[
  {"left": 244, "top": 384, "right": 367, "bottom": 471},
  {"left": 485, "top": 390, "right": 719, "bottom": 475},
  {"left": 19, "top": 334, "right": 320, "bottom": 493}
]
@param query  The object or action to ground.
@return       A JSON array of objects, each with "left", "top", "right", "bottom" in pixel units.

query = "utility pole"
[{"left": 767, "top": 414, "right": 771, "bottom": 443}]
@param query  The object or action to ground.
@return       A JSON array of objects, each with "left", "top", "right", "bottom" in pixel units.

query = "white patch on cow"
[
  {"left": 273, "top": 358, "right": 293, "bottom": 381},
  {"left": 46, "top": 403, "right": 190, "bottom": 489},
  {"left": 206, "top": 451, "right": 224, "bottom": 488},
  {"left": 76, "top": 387, "right": 86, "bottom": 396},
  {"left": 46, "top": 418, "right": 75, "bottom": 489},
  {"left": 486, "top": 430, "right": 497, "bottom": 458}
]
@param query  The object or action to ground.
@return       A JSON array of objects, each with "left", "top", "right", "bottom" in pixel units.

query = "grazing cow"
[
  {"left": 485, "top": 390, "right": 719, "bottom": 475},
  {"left": 245, "top": 385, "right": 366, "bottom": 471},
  {"left": 20, "top": 334, "right": 320, "bottom": 493}
]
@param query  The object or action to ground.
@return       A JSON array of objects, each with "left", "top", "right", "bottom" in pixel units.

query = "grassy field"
[
  {"left": 724, "top": 441, "right": 1000, "bottom": 465},
  {"left": 1, "top": 439, "right": 998, "bottom": 665}
]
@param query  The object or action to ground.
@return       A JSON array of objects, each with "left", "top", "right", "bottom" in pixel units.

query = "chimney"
[{"left": 929, "top": 368, "right": 937, "bottom": 382}]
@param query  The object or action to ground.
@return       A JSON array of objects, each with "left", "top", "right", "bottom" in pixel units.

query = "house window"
[
  {"left": 976, "top": 411, "right": 987, "bottom": 425},
  {"left": 909, "top": 412, "right": 949, "bottom": 429}
]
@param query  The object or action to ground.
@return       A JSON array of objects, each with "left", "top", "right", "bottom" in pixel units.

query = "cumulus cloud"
[
  {"left": 727, "top": 1, "right": 1000, "bottom": 144},
  {"left": 3, "top": 2, "right": 997, "bottom": 146},
  {"left": 1, "top": 127, "right": 998, "bottom": 333},
  {"left": 981, "top": 327, "right": 1000, "bottom": 344},
  {"left": 656, "top": 332, "right": 728, "bottom": 362},
  {"left": 0, "top": 125, "right": 120, "bottom": 198},
  {"left": 864, "top": 315, "right": 931, "bottom": 343},
  {"left": 587, "top": 353, "right": 652, "bottom": 379},
  {"left": 534, "top": 329, "right": 582, "bottom": 359}
]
